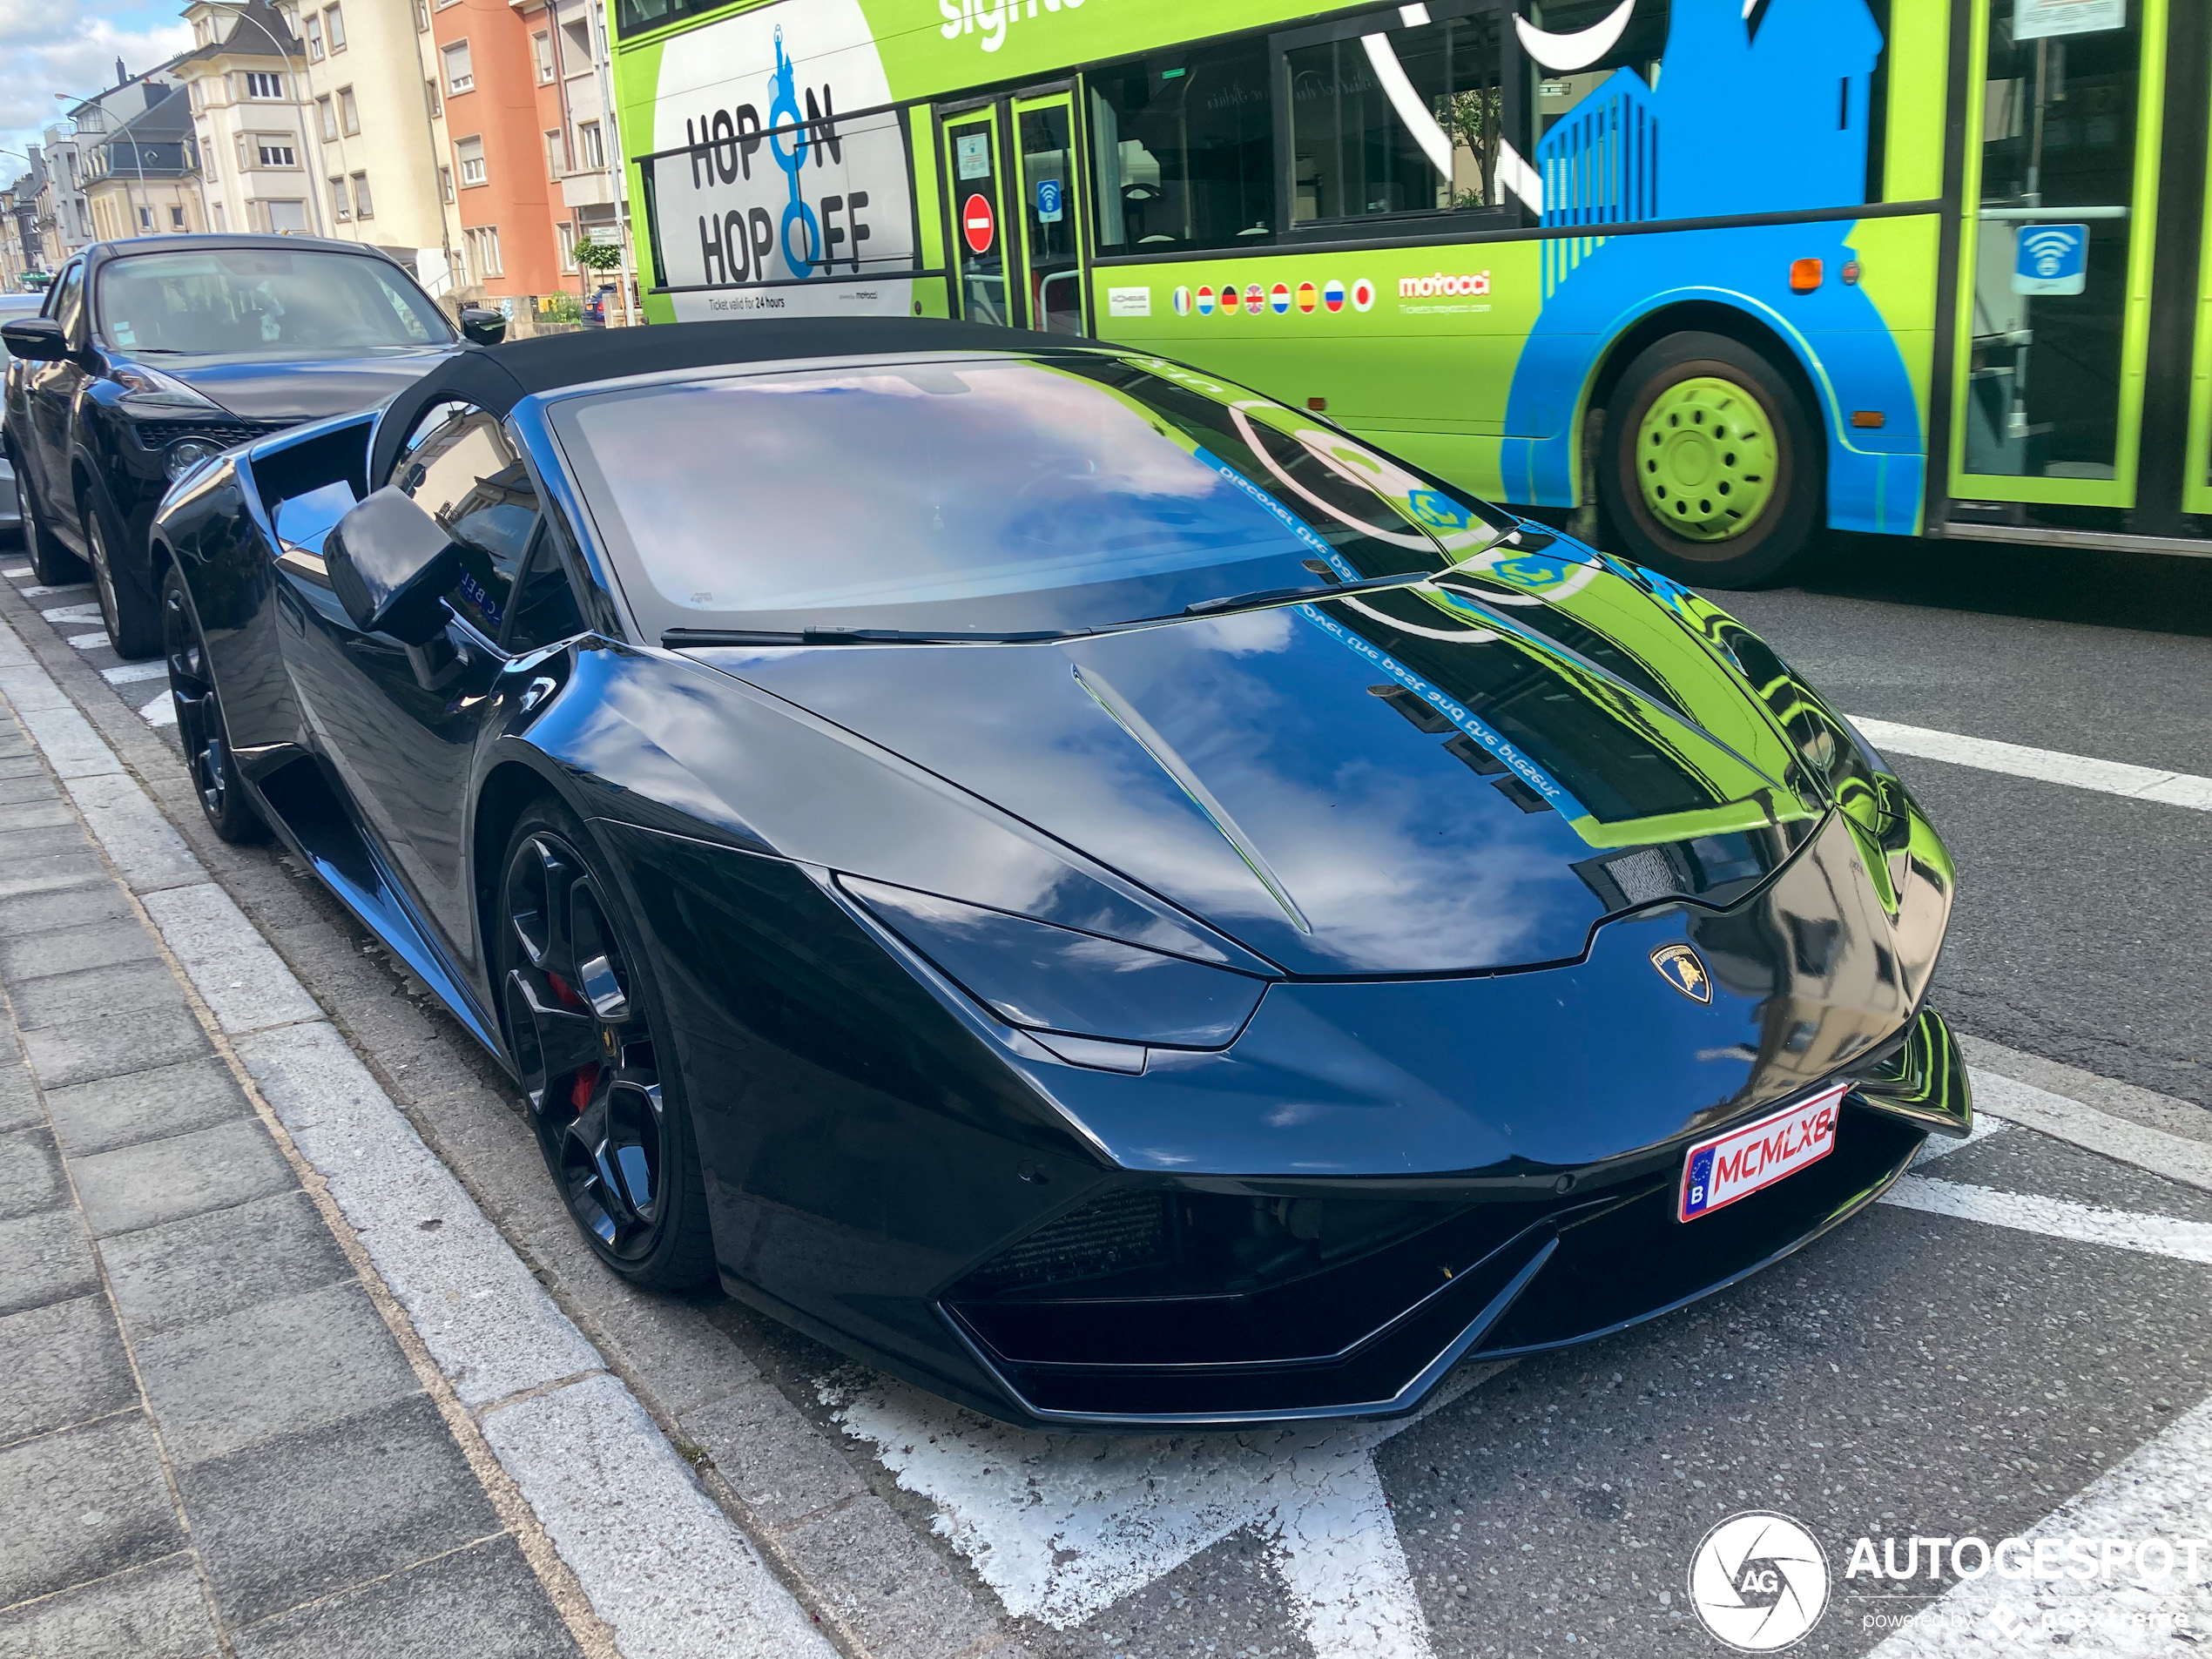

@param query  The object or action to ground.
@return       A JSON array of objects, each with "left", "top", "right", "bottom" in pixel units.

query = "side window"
[
  {"left": 1089, "top": 38, "right": 1276, "bottom": 256},
  {"left": 1285, "top": 4, "right": 1507, "bottom": 228},
  {"left": 47, "top": 262, "right": 85, "bottom": 341},
  {"left": 503, "top": 529, "right": 587, "bottom": 653},
  {"left": 395, "top": 404, "right": 538, "bottom": 639}
]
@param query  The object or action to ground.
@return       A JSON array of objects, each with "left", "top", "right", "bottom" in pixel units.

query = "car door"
[
  {"left": 21, "top": 260, "right": 87, "bottom": 536},
  {"left": 275, "top": 401, "right": 540, "bottom": 966}
]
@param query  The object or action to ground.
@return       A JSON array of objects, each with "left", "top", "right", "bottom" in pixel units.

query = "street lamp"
[{"left": 194, "top": 2, "right": 329, "bottom": 237}]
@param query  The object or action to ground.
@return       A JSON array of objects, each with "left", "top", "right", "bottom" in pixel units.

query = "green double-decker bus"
[{"left": 610, "top": 0, "right": 2212, "bottom": 584}]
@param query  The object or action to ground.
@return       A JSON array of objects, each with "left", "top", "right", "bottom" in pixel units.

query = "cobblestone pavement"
[{"left": 0, "top": 543, "right": 2205, "bottom": 1659}]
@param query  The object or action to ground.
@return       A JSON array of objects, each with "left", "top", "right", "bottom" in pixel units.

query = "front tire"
[
  {"left": 164, "top": 564, "right": 267, "bottom": 845},
  {"left": 87, "top": 495, "right": 161, "bottom": 658},
  {"left": 497, "top": 799, "right": 715, "bottom": 1290},
  {"left": 1597, "top": 331, "right": 1822, "bottom": 589}
]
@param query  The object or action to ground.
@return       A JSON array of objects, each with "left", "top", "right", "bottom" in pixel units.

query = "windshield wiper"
[
  {"left": 1180, "top": 570, "right": 1433, "bottom": 617},
  {"left": 662, "top": 625, "right": 1094, "bottom": 648}
]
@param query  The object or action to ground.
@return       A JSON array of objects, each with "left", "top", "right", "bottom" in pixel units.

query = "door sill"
[{"left": 1934, "top": 520, "right": 2212, "bottom": 559}]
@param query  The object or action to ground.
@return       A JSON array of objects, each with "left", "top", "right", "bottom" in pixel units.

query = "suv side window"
[
  {"left": 395, "top": 404, "right": 539, "bottom": 640},
  {"left": 46, "top": 263, "right": 84, "bottom": 342}
]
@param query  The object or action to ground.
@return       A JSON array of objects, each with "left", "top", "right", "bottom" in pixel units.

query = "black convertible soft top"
[{"left": 368, "top": 316, "right": 1065, "bottom": 487}]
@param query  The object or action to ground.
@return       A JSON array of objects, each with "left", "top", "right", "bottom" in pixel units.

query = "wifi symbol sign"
[{"left": 2012, "top": 222, "right": 2087, "bottom": 295}]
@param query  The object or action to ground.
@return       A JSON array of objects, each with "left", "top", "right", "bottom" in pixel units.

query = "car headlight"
[
  {"left": 841, "top": 876, "right": 1270, "bottom": 1049},
  {"left": 165, "top": 437, "right": 226, "bottom": 482},
  {"left": 112, "top": 363, "right": 225, "bottom": 415}
]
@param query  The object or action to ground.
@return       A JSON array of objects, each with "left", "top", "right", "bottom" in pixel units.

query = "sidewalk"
[{"left": 0, "top": 699, "right": 588, "bottom": 1658}]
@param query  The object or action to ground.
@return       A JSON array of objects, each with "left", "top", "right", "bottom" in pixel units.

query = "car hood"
[
  {"left": 147, "top": 347, "right": 455, "bottom": 424},
  {"left": 691, "top": 544, "right": 1836, "bottom": 975}
]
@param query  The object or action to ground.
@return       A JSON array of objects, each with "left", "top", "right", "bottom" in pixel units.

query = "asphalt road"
[{"left": 4, "top": 529, "right": 2207, "bottom": 1659}]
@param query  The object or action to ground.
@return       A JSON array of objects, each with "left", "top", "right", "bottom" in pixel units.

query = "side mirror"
[
  {"left": 458, "top": 306, "right": 507, "bottom": 347},
  {"left": 324, "top": 486, "right": 462, "bottom": 645},
  {"left": 2, "top": 317, "right": 69, "bottom": 362}
]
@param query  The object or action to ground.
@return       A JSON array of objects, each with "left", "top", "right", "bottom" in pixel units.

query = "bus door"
[
  {"left": 942, "top": 109, "right": 1013, "bottom": 326},
  {"left": 1948, "top": 0, "right": 2211, "bottom": 539},
  {"left": 1010, "top": 91, "right": 1089, "bottom": 334},
  {"left": 940, "top": 91, "right": 1092, "bottom": 334}
]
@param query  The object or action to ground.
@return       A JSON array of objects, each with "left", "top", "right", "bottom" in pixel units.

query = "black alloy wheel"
[
  {"left": 162, "top": 564, "right": 267, "bottom": 844},
  {"left": 86, "top": 496, "right": 160, "bottom": 658},
  {"left": 13, "top": 457, "right": 85, "bottom": 586},
  {"left": 498, "top": 803, "right": 713, "bottom": 1288}
]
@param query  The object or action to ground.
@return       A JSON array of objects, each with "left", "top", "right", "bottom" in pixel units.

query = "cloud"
[{"left": 0, "top": 0, "right": 192, "bottom": 185}]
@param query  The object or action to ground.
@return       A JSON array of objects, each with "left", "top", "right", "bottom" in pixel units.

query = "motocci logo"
[{"left": 1690, "top": 1512, "right": 1831, "bottom": 1651}]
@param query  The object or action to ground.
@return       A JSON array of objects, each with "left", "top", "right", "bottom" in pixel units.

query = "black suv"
[{"left": 1, "top": 234, "right": 502, "bottom": 657}]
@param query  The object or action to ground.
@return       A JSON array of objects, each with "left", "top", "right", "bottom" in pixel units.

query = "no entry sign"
[{"left": 961, "top": 193, "right": 995, "bottom": 255}]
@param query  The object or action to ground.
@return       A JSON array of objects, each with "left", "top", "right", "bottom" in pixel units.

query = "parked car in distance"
[
  {"left": 0, "top": 234, "right": 506, "bottom": 657},
  {"left": 0, "top": 293, "right": 44, "bottom": 541}
]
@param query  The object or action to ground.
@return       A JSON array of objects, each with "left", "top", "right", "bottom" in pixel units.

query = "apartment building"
[
  {"left": 83, "top": 90, "right": 206, "bottom": 241},
  {"left": 36, "top": 71, "right": 179, "bottom": 266},
  {"left": 429, "top": 0, "right": 562, "bottom": 301},
  {"left": 522, "top": 0, "right": 623, "bottom": 294},
  {"left": 277, "top": 0, "right": 460, "bottom": 293},
  {"left": 172, "top": 0, "right": 320, "bottom": 235},
  {"left": 2, "top": 152, "right": 47, "bottom": 286}
]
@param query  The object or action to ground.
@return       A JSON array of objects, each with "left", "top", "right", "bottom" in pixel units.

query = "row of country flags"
[{"left": 1171, "top": 278, "right": 1378, "bottom": 317}]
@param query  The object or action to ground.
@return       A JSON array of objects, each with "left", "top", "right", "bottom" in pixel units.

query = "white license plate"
[{"left": 1677, "top": 1084, "right": 1845, "bottom": 1222}]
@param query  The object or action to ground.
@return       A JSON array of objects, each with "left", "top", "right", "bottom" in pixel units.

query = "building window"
[
  {"left": 138, "top": 206, "right": 152, "bottom": 230},
  {"left": 559, "top": 220, "right": 577, "bottom": 272},
  {"left": 425, "top": 77, "right": 440, "bottom": 116},
  {"left": 439, "top": 165, "right": 454, "bottom": 202},
  {"left": 351, "top": 172, "right": 372, "bottom": 219},
  {"left": 339, "top": 87, "right": 359, "bottom": 135},
  {"left": 246, "top": 71, "right": 285, "bottom": 98},
  {"left": 577, "top": 120, "right": 604, "bottom": 170},
  {"left": 170, "top": 205, "right": 185, "bottom": 229},
  {"left": 323, "top": 4, "right": 346, "bottom": 52},
  {"left": 443, "top": 41, "right": 473, "bottom": 95},
  {"left": 234, "top": 133, "right": 248, "bottom": 171},
  {"left": 306, "top": 13, "right": 323, "bottom": 58},
  {"left": 75, "top": 202, "right": 91, "bottom": 236},
  {"left": 212, "top": 202, "right": 225, "bottom": 230},
  {"left": 534, "top": 32, "right": 554, "bottom": 84},
  {"left": 258, "top": 138, "right": 297, "bottom": 168},
  {"left": 414, "top": 0, "right": 428, "bottom": 27},
  {"left": 317, "top": 96, "right": 337, "bottom": 141},
  {"left": 545, "top": 129, "right": 563, "bottom": 180},
  {"left": 188, "top": 81, "right": 202, "bottom": 112},
  {"left": 455, "top": 135, "right": 485, "bottom": 186},
  {"left": 330, "top": 175, "right": 349, "bottom": 219},
  {"left": 465, "top": 224, "right": 502, "bottom": 277}
]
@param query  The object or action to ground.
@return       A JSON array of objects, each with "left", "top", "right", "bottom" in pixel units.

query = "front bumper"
[{"left": 941, "top": 1004, "right": 1966, "bottom": 1426}]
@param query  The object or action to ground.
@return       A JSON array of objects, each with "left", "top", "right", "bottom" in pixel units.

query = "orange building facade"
[{"left": 430, "top": 0, "right": 562, "bottom": 300}]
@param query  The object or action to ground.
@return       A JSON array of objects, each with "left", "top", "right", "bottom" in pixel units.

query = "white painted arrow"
[{"left": 824, "top": 1361, "right": 1510, "bottom": 1658}]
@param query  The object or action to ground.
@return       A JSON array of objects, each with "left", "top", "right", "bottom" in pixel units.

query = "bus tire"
[{"left": 1596, "top": 331, "right": 1821, "bottom": 589}]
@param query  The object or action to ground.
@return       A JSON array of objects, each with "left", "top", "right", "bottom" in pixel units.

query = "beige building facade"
[{"left": 172, "top": 0, "right": 322, "bottom": 236}]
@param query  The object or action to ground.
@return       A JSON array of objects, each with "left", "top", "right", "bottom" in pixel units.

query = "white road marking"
[
  {"left": 66, "top": 631, "right": 110, "bottom": 651},
  {"left": 1867, "top": 1386, "right": 2212, "bottom": 1656},
  {"left": 18, "top": 583, "right": 86, "bottom": 597},
  {"left": 2, "top": 565, "right": 30, "bottom": 579},
  {"left": 829, "top": 1365, "right": 1507, "bottom": 1659},
  {"left": 1912, "top": 1114, "right": 2008, "bottom": 1165},
  {"left": 103, "top": 659, "right": 167, "bottom": 685},
  {"left": 1882, "top": 1176, "right": 2212, "bottom": 1266},
  {"left": 1851, "top": 715, "right": 2212, "bottom": 812},
  {"left": 138, "top": 690, "right": 176, "bottom": 727},
  {"left": 39, "top": 601, "right": 103, "bottom": 624},
  {"left": 1973, "top": 1069, "right": 2212, "bottom": 1194}
]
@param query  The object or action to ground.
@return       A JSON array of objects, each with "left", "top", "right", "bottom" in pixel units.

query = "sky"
[{"left": 0, "top": 0, "right": 192, "bottom": 192}]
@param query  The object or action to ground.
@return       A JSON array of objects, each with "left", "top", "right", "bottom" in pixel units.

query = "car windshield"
[
  {"left": 94, "top": 247, "right": 453, "bottom": 355},
  {"left": 551, "top": 354, "right": 1509, "bottom": 639}
]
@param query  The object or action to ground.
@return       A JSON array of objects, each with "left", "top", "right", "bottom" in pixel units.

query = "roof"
[
  {"left": 367, "top": 316, "right": 1070, "bottom": 487},
  {"left": 168, "top": 1, "right": 300, "bottom": 68}
]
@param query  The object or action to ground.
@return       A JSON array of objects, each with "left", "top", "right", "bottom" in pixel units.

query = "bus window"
[
  {"left": 1089, "top": 41, "right": 1275, "bottom": 257},
  {"left": 1285, "top": 5, "right": 1504, "bottom": 226},
  {"left": 1529, "top": 0, "right": 1669, "bottom": 142}
]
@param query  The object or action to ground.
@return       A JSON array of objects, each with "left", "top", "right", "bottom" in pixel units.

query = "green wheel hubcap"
[{"left": 1635, "top": 376, "right": 1777, "bottom": 543}]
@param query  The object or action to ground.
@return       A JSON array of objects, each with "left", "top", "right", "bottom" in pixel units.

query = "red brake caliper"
[{"left": 546, "top": 973, "right": 600, "bottom": 1116}]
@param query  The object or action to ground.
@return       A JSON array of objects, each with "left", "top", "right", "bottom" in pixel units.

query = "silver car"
[{"left": 0, "top": 292, "right": 44, "bottom": 537}]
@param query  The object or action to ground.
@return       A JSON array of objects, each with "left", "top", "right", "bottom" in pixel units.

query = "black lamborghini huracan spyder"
[{"left": 151, "top": 318, "right": 1968, "bottom": 1428}]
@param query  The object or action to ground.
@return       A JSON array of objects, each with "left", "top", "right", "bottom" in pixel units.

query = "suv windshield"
[
  {"left": 551, "top": 354, "right": 1509, "bottom": 640},
  {"left": 95, "top": 247, "right": 453, "bottom": 355}
]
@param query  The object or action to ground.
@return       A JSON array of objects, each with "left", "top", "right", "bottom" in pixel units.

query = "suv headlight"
[
  {"left": 842, "top": 877, "right": 1270, "bottom": 1049},
  {"left": 112, "top": 364, "right": 225, "bottom": 415}
]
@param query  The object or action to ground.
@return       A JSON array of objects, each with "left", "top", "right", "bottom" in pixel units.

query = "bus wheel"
[{"left": 1597, "top": 332, "right": 1820, "bottom": 589}]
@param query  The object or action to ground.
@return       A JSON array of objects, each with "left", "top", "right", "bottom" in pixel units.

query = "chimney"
[{"left": 116, "top": 58, "right": 127, "bottom": 86}]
